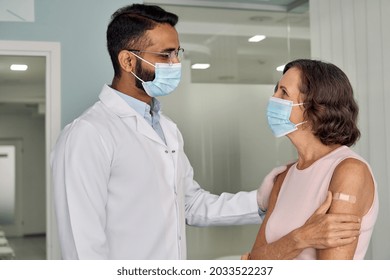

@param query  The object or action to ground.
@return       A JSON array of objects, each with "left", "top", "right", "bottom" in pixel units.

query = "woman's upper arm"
[{"left": 317, "top": 158, "right": 375, "bottom": 259}]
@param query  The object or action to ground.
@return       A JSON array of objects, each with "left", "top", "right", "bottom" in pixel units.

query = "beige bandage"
[{"left": 333, "top": 192, "right": 356, "bottom": 204}]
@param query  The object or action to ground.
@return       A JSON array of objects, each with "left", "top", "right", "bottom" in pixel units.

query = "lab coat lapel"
[
  {"left": 99, "top": 84, "right": 166, "bottom": 146},
  {"left": 134, "top": 117, "right": 166, "bottom": 146}
]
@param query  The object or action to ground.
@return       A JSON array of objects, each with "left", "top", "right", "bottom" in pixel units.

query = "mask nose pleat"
[{"left": 266, "top": 97, "right": 301, "bottom": 137}]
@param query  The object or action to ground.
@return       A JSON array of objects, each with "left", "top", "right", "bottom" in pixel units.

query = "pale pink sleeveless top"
[{"left": 266, "top": 146, "right": 378, "bottom": 259}]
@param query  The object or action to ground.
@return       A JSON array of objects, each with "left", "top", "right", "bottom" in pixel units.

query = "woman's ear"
[{"left": 118, "top": 50, "right": 135, "bottom": 73}]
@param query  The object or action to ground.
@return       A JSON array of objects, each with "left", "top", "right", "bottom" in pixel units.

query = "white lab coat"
[{"left": 51, "top": 84, "right": 260, "bottom": 260}]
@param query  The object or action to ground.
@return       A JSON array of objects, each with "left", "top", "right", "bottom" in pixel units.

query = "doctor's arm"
[
  {"left": 183, "top": 156, "right": 286, "bottom": 226},
  {"left": 52, "top": 120, "right": 111, "bottom": 259},
  {"left": 181, "top": 151, "right": 260, "bottom": 225}
]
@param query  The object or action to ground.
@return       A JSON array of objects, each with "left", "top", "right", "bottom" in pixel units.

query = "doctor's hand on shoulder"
[{"left": 257, "top": 165, "right": 287, "bottom": 213}]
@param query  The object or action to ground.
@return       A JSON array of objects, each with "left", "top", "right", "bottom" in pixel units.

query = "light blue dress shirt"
[{"left": 114, "top": 89, "right": 167, "bottom": 144}]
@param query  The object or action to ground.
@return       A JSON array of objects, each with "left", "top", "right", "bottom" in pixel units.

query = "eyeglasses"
[{"left": 128, "top": 48, "right": 184, "bottom": 64}]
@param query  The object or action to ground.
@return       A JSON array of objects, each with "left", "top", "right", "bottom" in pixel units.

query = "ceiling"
[
  {"left": 0, "top": 0, "right": 309, "bottom": 114},
  {"left": 148, "top": 0, "right": 310, "bottom": 84},
  {"left": 148, "top": 0, "right": 309, "bottom": 12}
]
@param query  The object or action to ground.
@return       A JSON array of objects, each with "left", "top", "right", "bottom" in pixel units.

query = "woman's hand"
[{"left": 292, "top": 191, "right": 361, "bottom": 250}]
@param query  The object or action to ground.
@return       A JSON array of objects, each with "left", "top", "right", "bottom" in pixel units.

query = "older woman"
[{"left": 247, "top": 59, "right": 378, "bottom": 260}]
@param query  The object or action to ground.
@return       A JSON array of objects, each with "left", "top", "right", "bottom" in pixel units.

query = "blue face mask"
[
  {"left": 130, "top": 53, "right": 181, "bottom": 97},
  {"left": 266, "top": 97, "right": 306, "bottom": 137}
]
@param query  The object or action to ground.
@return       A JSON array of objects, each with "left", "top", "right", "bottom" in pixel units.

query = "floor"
[{"left": 5, "top": 235, "right": 46, "bottom": 260}]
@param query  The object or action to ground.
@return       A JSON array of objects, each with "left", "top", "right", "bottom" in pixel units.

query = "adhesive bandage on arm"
[{"left": 333, "top": 192, "right": 357, "bottom": 204}]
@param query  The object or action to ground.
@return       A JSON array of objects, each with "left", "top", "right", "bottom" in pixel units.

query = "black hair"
[{"left": 107, "top": 4, "right": 178, "bottom": 77}]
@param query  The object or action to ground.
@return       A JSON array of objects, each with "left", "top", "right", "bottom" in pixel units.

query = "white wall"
[
  {"left": 310, "top": 0, "right": 390, "bottom": 260},
  {"left": 162, "top": 61, "right": 296, "bottom": 259}
]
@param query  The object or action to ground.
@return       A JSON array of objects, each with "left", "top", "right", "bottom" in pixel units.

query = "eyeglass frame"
[{"left": 127, "top": 48, "right": 184, "bottom": 64}]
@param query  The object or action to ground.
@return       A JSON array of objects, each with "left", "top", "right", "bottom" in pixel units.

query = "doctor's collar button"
[
  {"left": 165, "top": 150, "right": 169, "bottom": 153},
  {"left": 172, "top": 150, "right": 176, "bottom": 153}
]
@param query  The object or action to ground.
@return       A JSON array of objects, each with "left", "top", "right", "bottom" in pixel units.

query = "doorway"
[{"left": 0, "top": 41, "right": 61, "bottom": 259}]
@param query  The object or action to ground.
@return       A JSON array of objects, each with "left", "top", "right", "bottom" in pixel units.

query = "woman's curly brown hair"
[{"left": 283, "top": 59, "right": 360, "bottom": 146}]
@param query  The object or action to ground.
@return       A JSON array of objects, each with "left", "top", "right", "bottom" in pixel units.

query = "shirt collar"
[{"left": 113, "top": 88, "right": 162, "bottom": 119}]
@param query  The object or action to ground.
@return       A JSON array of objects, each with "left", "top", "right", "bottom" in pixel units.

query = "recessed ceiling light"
[
  {"left": 276, "top": 65, "right": 285, "bottom": 72},
  {"left": 10, "top": 64, "right": 28, "bottom": 71},
  {"left": 248, "top": 35, "right": 266, "bottom": 42},
  {"left": 191, "top": 63, "right": 210, "bottom": 70}
]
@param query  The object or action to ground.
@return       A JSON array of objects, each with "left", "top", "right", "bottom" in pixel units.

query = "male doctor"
[{"left": 51, "top": 4, "right": 361, "bottom": 259}]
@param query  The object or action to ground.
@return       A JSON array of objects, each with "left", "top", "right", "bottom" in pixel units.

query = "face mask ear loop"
[
  {"left": 130, "top": 70, "right": 145, "bottom": 83},
  {"left": 129, "top": 51, "right": 157, "bottom": 83},
  {"left": 130, "top": 51, "right": 156, "bottom": 68},
  {"left": 292, "top": 102, "right": 306, "bottom": 128},
  {"left": 295, "top": 121, "right": 307, "bottom": 127}
]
